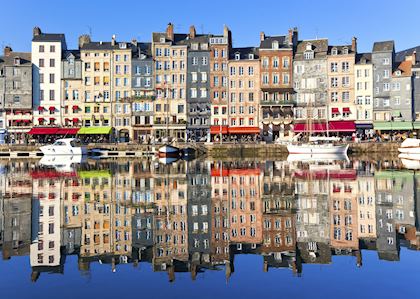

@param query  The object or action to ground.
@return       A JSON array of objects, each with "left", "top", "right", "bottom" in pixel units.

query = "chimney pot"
[{"left": 260, "top": 32, "right": 265, "bottom": 42}]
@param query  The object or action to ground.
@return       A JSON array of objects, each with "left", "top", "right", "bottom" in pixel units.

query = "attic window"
[
  {"left": 332, "top": 48, "right": 338, "bottom": 55},
  {"left": 304, "top": 51, "right": 314, "bottom": 60},
  {"left": 200, "top": 43, "right": 208, "bottom": 50},
  {"left": 235, "top": 53, "right": 240, "bottom": 60},
  {"left": 248, "top": 54, "right": 254, "bottom": 60},
  {"left": 342, "top": 47, "right": 349, "bottom": 54},
  {"left": 191, "top": 43, "right": 199, "bottom": 50},
  {"left": 395, "top": 70, "right": 401, "bottom": 76},
  {"left": 119, "top": 43, "right": 127, "bottom": 49},
  {"left": 160, "top": 37, "right": 165, "bottom": 43},
  {"left": 272, "top": 41, "right": 279, "bottom": 50},
  {"left": 305, "top": 43, "right": 312, "bottom": 51},
  {"left": 13, "top": 57, "right": 20, "bottom": 66}
]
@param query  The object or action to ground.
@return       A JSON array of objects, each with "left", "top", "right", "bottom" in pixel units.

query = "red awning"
[
  {"left": 49, "top": 117, "right": 55, "bottom": 120},
  {"left": 28, "top": 127, "right": 59, "bottom": 135},
  {"left": 210, "top": 125, "right": 228, "bottom": 134},
  {"left": 37, "top": 106, "right": 44, "bottom": 111},
  {"left": 294, "top": 123, "right": 328, "bottom": 133},
  {"left": 23, "top": 119, "right": 31, "bottom": 123},
  {"left": 342, "top": 107, "right": 351, "bottom": 113},
  {"left": 38, "top": 117, "right": 45, "bottom": 121},
  {"left": 65, "top": 118, "right": 70, "bottom": 121},
  {"left": 328, "top": 121, "right": 355, "bottom": 132},
  {"left": 57, "top": 128, "right": 79, "bottom": 135},
  {"left": 49, "top": 106, "right": 55, "bottom": 111},
  {"left": 15, "top": 119, "right": 22, "bottom": 123},
  {"left": 228, "top": 127, "right": 260, "bottom": 134},
  {"left": 72, "top": 105, "right": 79, "bottom": 110},
  {"left": 294, "top": 169, "right": 357, "bottom": 180},
  {"left": 331, "top": 108, "right": 340, "bottom": 114},
  {"left": 30, "top": 169, "right": 77, "bottom": 179},
  {"left": 210, "top": 168, "right": 229, "bottom": 177},
  {"left": 72, "top": 118, "right": 79, "bottom": 122}
]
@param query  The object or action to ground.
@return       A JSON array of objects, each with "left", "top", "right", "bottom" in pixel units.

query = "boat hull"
[
  {"left": 398, "top": 147, "right": 420, "bottom": 154},
  {"left": 40, "top": 145, "right": 87, "bottom": 155},
  {"left": 158, "top": 145, "right": 180, "bottom": 158},
  {"left": 287, "top": 144, "right": 349, "bottom": 155}
]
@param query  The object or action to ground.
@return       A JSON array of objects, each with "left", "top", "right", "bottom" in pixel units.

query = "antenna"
[
  {"left": 315, "top": 27, "right": 318, "bottom": 40},
  {"left": 200, "top": 24, "right": 204, "bottom": 34},
  {"left": 87, "top": 26, "right": 93, "bottom": 37}
]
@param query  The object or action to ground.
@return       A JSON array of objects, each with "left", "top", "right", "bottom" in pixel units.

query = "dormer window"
[
  {"left": 304, "top": 51, "right": 314, "bottom": 60},
  {"left": 160, "top": 37, "right": 165, "bottom": 43},
  {"left": 119, "top": 42, "right": 127, "bottom": 49},
  {"left": 332, "top": 48, "right": 338, "bottom": 55},
  {"left": 342, "top": 47, "right": 349, "bottom": 55},
  {"left": 191, "top": 43, "right": 199, "bottom": 50},
  {"left": 13, "top": 57, "right": 20, "bottom": 66},
  {"left": 200, "top": 43, "right": 208, "bottom": 50},
  {"left": 395, "top": 70, "right": 401, "bottom": 76},
  {"left": 305, "top": 43, "right": 312, "bottom": 51},
  {"left": 272, "top": 41, "right": 279, "bottom": 50},
  {"left": 235, "top": 53, "right": 240, "bottom": 60},
  {"left": 248, "top": 54, "right": 254, "bottom": 60}
]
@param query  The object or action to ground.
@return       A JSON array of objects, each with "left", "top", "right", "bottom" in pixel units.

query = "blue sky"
[{"left": 1, "top": 0, "right": 419, "bottom": 53}]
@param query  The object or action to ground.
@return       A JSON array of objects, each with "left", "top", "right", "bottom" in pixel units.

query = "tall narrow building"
[
  {"left": 259, "top": 29, "right": 297, "bottom": 141},
  {"left": 31, "top": 27, "right": 66, "bottom": 127}
]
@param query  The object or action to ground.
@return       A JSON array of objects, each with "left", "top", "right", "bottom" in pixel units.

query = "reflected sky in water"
[{"left": 0, "top": 155, "right": 419, "bottom": 299}]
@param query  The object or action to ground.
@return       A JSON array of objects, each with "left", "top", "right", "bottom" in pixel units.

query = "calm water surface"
[{"left": 0, "top": 154, "right": 419, "bottom": 299}]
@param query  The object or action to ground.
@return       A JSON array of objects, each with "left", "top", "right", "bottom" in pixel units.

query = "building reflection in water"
[{"left": 0, "top": 157, "right": 419, "bottom": 282}]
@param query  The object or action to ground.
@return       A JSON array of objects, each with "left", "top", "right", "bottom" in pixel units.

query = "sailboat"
[
  {"left": 157, "top": 82, "right": 180, "bottom": 159},
  {"left": 287, "top": 100, "right": 348, "bottom": 155}
]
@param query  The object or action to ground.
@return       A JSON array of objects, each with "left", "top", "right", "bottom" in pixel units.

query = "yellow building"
[{"left": 354, "top": 52, "right": 373, "bottom": 132}]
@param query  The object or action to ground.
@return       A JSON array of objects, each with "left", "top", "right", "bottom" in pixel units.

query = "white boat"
[
  {"left": 398, "top": 138, "right": 420, "bottom": 154},
  {"left": 287, "top": 143, "right": 349, "bottom": 155},
  {"left": 158, "top": 144, "right": 180, "bottom": 158},
  {"left": 40, "top": 138, "right": 87, "bottom": 156}
]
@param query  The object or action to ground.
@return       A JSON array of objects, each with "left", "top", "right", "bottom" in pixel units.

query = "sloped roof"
[
  {"left": 80, "top": 41, "right": 134, "bottom": 51},
  {"left": 0, "top": 52, "right": 32, "bottom": 66},
  {"left": 63, "top": 49, "right": 80, "bottom": 60},
  {"left": 393, "top": 60, "right": 412, "bottom": 76},
  {"left": 32, "top": 33, "right": 65, "bottom": 42},
  {"left": 372, "top": 41, "right": 394, "bottom": 52},
  {"left": 396, "top": 45, "right": 420, "bottom": 62},
  {"left": 259, "top": 35, "right": 291, "bottom": 49},
  {"left": 327, "top": 45, "right": 354, "bottom": 55},
  {"left": 229, "top": 47, "right": 259, "bottom": 60},
  {"left": 355, "top": 52, "right": 372, "bottom": 64},
  {"left": 295, "top": 39, "right": 328, "bottom": 59}
]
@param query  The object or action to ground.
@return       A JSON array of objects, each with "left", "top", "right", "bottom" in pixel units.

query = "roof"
[
  {"left": 32, "top": 33, "right": 65, "bottom": 43},
  {"left": 355, "top": 52, "right": 372, "bottom": 64},
  {"left": 229, "top": 47, "right": 259, "bottom": 60},
  {"left": 80, "top": 41, "right": 134, "bottom": 51},
  {"left": 327, "top": 45, "right": 354, "bottom": 55},
  {"left": 393, "top": 60, "right": 412, "bottom": 77},
  {"left": 396, "top": 45, "right": 420, "bottom": 62},
  {"left": 0, "top": 52, "right": 32, "bottom": 66},
  {"left": 372, "top": 41, "right": 394, "bottom": 53},
  {"left": 63, "top": 49, "right": 80, "bottom": 60},
  {"left": 133, "top": 42, "right": 153, "bottom": 59},
  {"left": 152, "top": 32, "right": 189, "bottom": 45},
  {"left": 259, "top": 35, "right": 291, "bottom": 50},
  {"left": 295, "top": 39, "right": 329, "bottom": 59}
]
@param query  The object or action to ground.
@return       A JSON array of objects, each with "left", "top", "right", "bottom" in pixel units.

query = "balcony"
[{"left": 260, "top": 99, "right": 296, "bottom": 106}]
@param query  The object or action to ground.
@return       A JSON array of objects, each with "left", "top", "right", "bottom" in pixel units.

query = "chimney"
[
  {"left": 189, "top": 25, "right": 196, "bottom": 39},
  {"left": 223, "top": 25, "right": 232, "bottom": 49},
  {"left": 33, "top": 26, "right": 41, "bottom": 38},
  {"left": 131, "top": 38, "right": 138, "bottom": 47},
  {"left": 111, "top": 34, "right": 116, "bottom": 46},
  {"left": 4, "top": 46, "right": 12, "bottom": 57},
  {"left": 288, "top": 27, "right": 298, "bottom": 46},
  {"left": 351, "top": 37, "right": 357, "bottom": 53},
  {"left": 412, "top": 50, "right": 417, "bottom": 66},
  {"left": 260, "top": 32, "right": 265, "bottom": 42},
  {"left": 166, "top": 23, "right": 174, "bottom": 41},
  {"left": 78, "top": 34, "right": 91, "bottom": 49}
]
